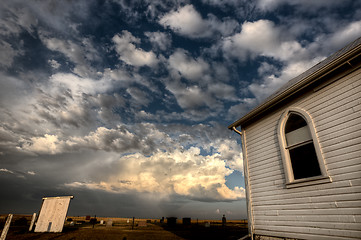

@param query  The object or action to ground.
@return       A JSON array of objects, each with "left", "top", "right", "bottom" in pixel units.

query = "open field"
[{"left": 0, "top": 214, "right": 248, "bottom": 240}]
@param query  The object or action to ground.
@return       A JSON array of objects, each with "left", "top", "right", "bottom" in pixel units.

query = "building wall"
[
  {"left": 34, "top": 196, "right": 72, "bottom": 233},
  {"left": 243, "top": 67, "right": 361, "bottom": 240}
]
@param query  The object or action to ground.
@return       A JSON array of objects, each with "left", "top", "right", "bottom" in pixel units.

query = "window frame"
[{"left": 278, "top": 107, "right": 331, "bottom": 188}]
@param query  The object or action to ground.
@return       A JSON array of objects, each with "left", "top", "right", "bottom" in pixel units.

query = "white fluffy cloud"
[
  {"left": 221, "top": 19, "right": 351, "bottom": 102},
  {"left": 40, "top": 36, "right": 99, "bottom": 77},
  {"left": 327, "top": 20, "right": 361, "bottom": 50},
  {"left": 223, "top": 20, "right": 307, "bottom": 62},
  {"left": 168, "top": 49, "right": 210, "bottom": 82},
  {"left": 256, "top": 0, "right": 347, "bottom": 12},
  {"left": 0, "top": 168, "right": 14, "bottom": 174},
  {"left": 0, "top": 40, "right": 21, "bottom": 69},
  {"left": 249, "top": 57, "right": 325, "bottom": 101},
  {"left": 145, "top": 31, "right": 172, "bottom": 51},
  {"left": 20, "top": 123, "right": 174, "bottom": 156},
  {"left": 159, "top": 4, "right": 238, "bottom": 39},
  {"left": 19, "top": 121, "right": 245, "bottom": 202},
  {"left": 65, "top": 147, "right": 245, "bottom": 201},
  {"left": 23, "top": 134, "right": 64, "bottom": 155},
  {"left": 165, "top": 49, "right": 238, "bottom": 112},
  {"left": 112, "top": 30, "right": 158, "bottom": 67}
]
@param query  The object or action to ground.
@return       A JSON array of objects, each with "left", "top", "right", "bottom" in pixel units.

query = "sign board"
[
  {"left": 34, "top": 196, "right": 73, "bottom": 233},
  {"left": 138, "top": 221, "right": 147, "bottom": 227},
  {"left": 106, "top": 219, "right": 113, "bottom": 227}
]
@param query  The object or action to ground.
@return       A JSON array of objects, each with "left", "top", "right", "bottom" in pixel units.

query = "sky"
[{"left": 0, "top": 0, "right": 361, "bottom": 220}]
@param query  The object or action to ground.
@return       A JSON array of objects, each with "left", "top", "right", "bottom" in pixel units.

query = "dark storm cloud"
[{"left": 1, "top": 0, "right": 360, "bottom": 218}]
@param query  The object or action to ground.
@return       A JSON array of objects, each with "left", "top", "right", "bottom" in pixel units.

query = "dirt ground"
[{"left": 1, "top": 215, "right": 248, "bottom": 240}]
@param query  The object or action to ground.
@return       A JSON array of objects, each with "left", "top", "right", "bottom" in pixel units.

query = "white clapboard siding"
[
  {"left": 320, "top": 122, "right": 361, "bottom": 147},
  {"left": 253, "top": 200, "right": 361, "bottom": 212},
  {"left": 250, "top": 156, "right": 283, "bottom": 172},
  {"left": 255, "top": 220, "right": 361, "bottom": 231},
  {"left": 254, "top": 225, "right": 361, "bottom": 239},
  {"left": 252, "top": 178, "right": 361, "bottom": 195},
  {"left": 315, "top": 109, "right": 361, "bottom": 133},
  {"left": 323, "top": 144, "right": 361, "bottom": 160},
  {"left": 254, "top": 214, "right": 361, "bottom": 223},
  {"left": 328, "top": 154, "right": 361, "bottom": 168},
  {"left": 254, "top": 230, "right": 360, "bottom": 240},
  {"left": 317, "top": 117, "right": 361, "bottom": 139},
  {"left": 321, "top": 125, "right": 361, "bottom": 147},
  {"left": 244, "top": 67, "right": 361, "bottom": 239},
  {"left": 298, "top": 68, "right": 361, "bottom": 111}
]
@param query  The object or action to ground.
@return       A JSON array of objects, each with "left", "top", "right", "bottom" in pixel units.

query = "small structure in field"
[
  {"left": 34, "top": 196, "right": 73, "bottom": 233},
  {"left": 182, "top": 217, "right": 191, "bottom": 225},
  {"left": 166, "top": 217, "right": 177, "bottom": 226},
  {"left": 229, "top": 37, "right": 361, "bottom": 239},
  {"left": 138, "top": 221, "right": 147, "bottom": 227},
  {"left": 106, "top": 219, "right": 113, "bottom": 227}
]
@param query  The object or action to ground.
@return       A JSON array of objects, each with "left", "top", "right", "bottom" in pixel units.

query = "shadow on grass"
[{"left": 158, "top": 223, "right": 248, "bottom": 240}]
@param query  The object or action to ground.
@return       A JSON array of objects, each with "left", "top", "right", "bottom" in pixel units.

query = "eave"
[{"left": 228, "top": 37, "right": 361, "bottom": 129}]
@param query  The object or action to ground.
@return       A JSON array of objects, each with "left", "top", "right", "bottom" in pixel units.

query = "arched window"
[{"left": 278, "top": 108, "right": 330, "bottom": 187}]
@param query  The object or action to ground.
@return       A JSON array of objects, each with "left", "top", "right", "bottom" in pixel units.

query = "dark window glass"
[
  {"left": 285, "top": 114, "right": 307, "bottom": 134},
  {"left": 289, "top": 142, "right": 321, "bottom": 179}
]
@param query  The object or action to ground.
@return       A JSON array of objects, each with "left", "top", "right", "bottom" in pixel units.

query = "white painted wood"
[
  {"left": 252, "top": 193, "right": 361, "bottom": 207},
  {"left": 252, "top": 178, "right": 361, "bottom": 195},
  {"left": 34, "top": 196, "right": 73, "bottom": 233},
  {"left": 252, "top": 186, "right": 361, "bottom": 200},
  {"left": 255, "top": 229, "right": 359, "bottom": 240},
  {"left": 241, "top": 128, "right": 255, "bottom": 237},
  {"left": 316, "top": 103, "right": 361, "bottom": 127},
  {"left": 318, "top": 117, "right": 361, "bottom": 139},
  {"left": 247, "top": 147, "right": 280, "bottom": 166},
  {"left": 322, "top": 135, "right": 361, "bottom": 153},
  {"left": 254, "top": 225, "right": 361, "bottom": 239},
  {"left": 0, "top": 214, "right": 13, "bottom": 240},
  {"left": 329, "top": 163, "right": 361, "bottom": 176},
  {"left": 240, "top": 60, "right": 361, "bottom": 239},
  {"left": 255, "top": 219, "right": 361, "bottom": 231},
  {"left": 298, "top": 73, "right": 361, "bottom": 125},
  {"left": 331, "top": 172, "right": 361, "bottom": 182},
  {"left": 251, "top": 162, "right": 283, "bottom": 178},
  {"left": 328, "top": 156, "right": 361, "bottom": 168},
  {"left": 253, "top": 200, "right": 361, "bottom": 211},
  {"left": 321, "top": 124, "right": 361, "bottom": 145},
  {"left": 316, "top": 109, "right": 361, "bottom": 133},
  {"left": 250, "top": 158, "right": 283, "bottom": 172},
  {"left": 254, "top": 214, "right": 361, "bottom": 223},
  {"left": 29, "top": 213, "right": 36, "bottom": 231},
  {"left": 323, "top": 144, "right": 361, "bottom": 159},
  {"left": 299, "top": 69, "right": 361, "bottom": 111}
]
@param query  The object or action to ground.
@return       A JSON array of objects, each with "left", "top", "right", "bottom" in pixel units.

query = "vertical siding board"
[{"left": 244, "top": 69, "right": 361, "bottom": 239}]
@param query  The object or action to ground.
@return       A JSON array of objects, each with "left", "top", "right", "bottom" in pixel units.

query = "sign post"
[
  {"left": 0, "top": 214, "right": 13, "bottom": 240},
  {"left": 29, "top": 213, "right": 37, "bottom": 232}
]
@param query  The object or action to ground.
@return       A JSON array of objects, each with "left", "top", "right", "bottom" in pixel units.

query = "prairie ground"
[{"left": 1, "top": 215, "right": 248, "bottom": 240}]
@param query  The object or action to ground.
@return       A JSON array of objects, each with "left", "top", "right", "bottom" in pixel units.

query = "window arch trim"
[{"left": 278, "top": 107, "right": 331, "bottom": 188}]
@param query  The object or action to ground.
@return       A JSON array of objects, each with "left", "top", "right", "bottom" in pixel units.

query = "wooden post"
[
  {"left": 29, "top": 213, "right": 37, "bottom": 232},
  {"left": 132, "top": 217, "right": 135, "bottom": 230},
  {"left": 0, "top": 214, "right": 13, "bottom": 240}
]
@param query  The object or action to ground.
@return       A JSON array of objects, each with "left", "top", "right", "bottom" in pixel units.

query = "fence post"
[
  {"left": 29, "top": 213, "right": 37, "bottom": 232},
  {"left": 0, "top": 214, "right": 13, "bottom": 240}
]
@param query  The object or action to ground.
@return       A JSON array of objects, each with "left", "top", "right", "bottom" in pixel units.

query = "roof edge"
[{"left": 228, "top": 38, "right": 361, "bottom": 129}]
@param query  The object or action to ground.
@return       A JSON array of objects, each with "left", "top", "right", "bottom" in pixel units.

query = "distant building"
[
  {"left": 229, "top": 37, "right": 361, "bottom": 240},
  {"left": 166, "top": 217, "right": 177, "bottom": 226},
  {"left": 182, "top": 217, "right": 191, "bottom": 225}
]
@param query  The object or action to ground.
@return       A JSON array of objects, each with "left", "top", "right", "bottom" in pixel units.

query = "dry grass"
[{"left": 0, "top": 214, "right": 248, "bottom": 240}]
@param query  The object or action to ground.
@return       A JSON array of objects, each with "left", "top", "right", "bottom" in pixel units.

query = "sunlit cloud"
[{"left": 64, "top": 147, "right": 245, "bottom": 201}]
